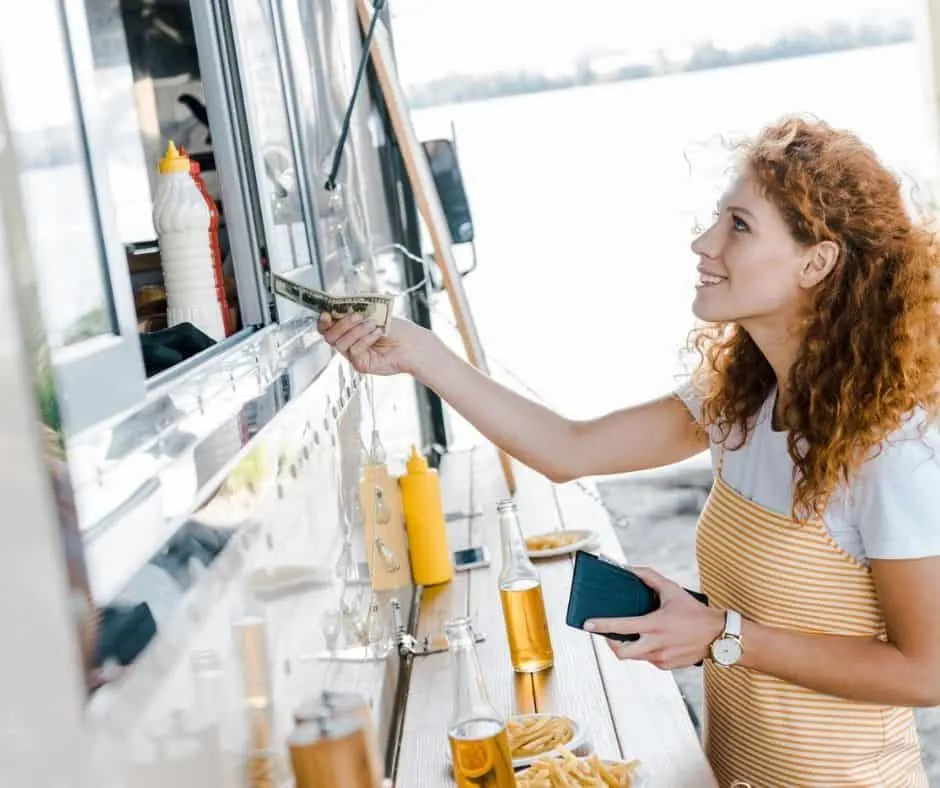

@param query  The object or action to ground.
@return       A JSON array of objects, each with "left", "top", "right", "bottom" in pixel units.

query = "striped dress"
[{"left": 696, "top": 471, "right": 927, "bottom": 787}]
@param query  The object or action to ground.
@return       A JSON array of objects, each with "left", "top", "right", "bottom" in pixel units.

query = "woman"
[{"left": 320, "top": 116, "right": 940, "bottom": 785}]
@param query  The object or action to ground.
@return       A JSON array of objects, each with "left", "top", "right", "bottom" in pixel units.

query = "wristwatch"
[{"left": 710, "top": 609, "right": 743, "bottom": 667}]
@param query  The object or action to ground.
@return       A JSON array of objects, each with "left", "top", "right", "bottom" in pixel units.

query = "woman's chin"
[{"left": 692, "top": 291, "right": 737, "bottom": 323}]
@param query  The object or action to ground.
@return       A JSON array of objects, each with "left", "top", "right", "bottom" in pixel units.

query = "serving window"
[
  {"left": 70, "top": 0, "right": 334, "bottom": 390},
  {"left": 0, "top": 0, "right": 337, "bottom": 641},
  {"left": 1, "top": 0, "right": 434, "bottom": 705}
]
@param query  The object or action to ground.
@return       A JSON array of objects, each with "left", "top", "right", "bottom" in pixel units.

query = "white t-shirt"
[{"left": 676, "top": 382, "right": 940, "bottom": 564}]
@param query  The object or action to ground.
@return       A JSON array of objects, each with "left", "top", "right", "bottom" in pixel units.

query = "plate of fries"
[
  {"left": 508, "top": 713, "right": 588, "bottom": 768},
  {"left": 525, "top": 529, "right": 599, "bottom": 559},
  {"left": 515, "top": 749, "right": 648, "bottom": 787}
]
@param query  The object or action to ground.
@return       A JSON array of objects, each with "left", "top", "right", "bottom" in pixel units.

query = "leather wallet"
[{"left": 566, "top": 550, "right": 708, "bottom": 643}]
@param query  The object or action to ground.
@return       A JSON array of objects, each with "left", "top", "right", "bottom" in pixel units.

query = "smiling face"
[
  {"left": 686, "top": 115, "right": 937, "bottom": 522},
  {"left": 691, "top": 168, "right": 816, "bottom": 332}
]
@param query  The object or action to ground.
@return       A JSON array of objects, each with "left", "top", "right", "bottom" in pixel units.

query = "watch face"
[{"left": 711, "top": 637, "right": 742, "bottom": 666}]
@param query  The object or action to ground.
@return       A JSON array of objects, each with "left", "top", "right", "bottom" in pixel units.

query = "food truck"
[{"left": 16, "top": 0, "right": 937, "bottom": 785}]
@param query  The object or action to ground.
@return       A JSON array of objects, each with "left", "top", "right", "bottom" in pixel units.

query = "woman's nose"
[{"left": 691, "top": 222, "right": 720, "bottom": 259}]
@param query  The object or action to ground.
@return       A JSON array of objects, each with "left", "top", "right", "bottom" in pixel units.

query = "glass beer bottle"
[
  {"left": 496, "top": 499, "right": 554, "bottom": 672},
  {"left": 445, "top": 617, "right": 515, "bottom": 787}
]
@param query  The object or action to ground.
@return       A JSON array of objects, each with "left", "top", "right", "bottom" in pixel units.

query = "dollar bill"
[
  {"left": 330, "top": 295, "right": 393, "bottom": 332},
  {"left": 270, "top": 272, "right": 394, "bottom": 331},
  {"left": 270, "top": 275, "right": 333, "bottom": 312}
]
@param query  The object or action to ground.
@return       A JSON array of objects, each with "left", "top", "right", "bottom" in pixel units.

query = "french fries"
[
  {"left": 507, "top": 715, "right": 575, "bottom": 758},
  {"left": 525, "top": 532, "right": 581, "bottom": 552},
  {"left": 515, "top": 749, "right": 642, "bottom": 787}
]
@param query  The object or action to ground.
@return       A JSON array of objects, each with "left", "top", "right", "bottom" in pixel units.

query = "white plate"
[
  {"left": 508, "top": 713, "right": 589, "bottom": 769},
  {"left": 515, "top": 755, "right": 650, "bottom": 787},
  {"left": 525, "top": 529, "right": 600, "bottom": 559}
]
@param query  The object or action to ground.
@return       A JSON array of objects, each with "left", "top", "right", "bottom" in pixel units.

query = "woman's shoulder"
[
  {"left": 674, "top": 379, "right": 721, "bottom": 444},
  {"left": 673, "top": 378, "right": 775, "bottom": 444},
  {"left": 861, "top": 408, "right": 940, "bottom": 475},
  {"left": 674, "top": 379, "right": 702, "bottom": 420},
  {"left": 850, "top": 408, "right": 940, "bottom": 560}
]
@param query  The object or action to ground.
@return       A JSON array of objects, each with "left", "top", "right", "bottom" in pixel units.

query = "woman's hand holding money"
[{"left": 318, "top": 314, "right": 433, "bottom": 377}]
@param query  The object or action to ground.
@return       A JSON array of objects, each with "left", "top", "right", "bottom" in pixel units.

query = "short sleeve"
[
  {"left": 674, "top": 381, "right": 720, "bottom": 472},
  {"left": 854, "top": 414, "right": 940, "bottom": 560},
  {"left": 675, "top": 380, "right": 703, "bottom": 424}
]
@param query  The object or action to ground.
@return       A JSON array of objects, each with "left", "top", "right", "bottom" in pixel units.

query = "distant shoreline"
[{"left": 405, "top": 21, "right": 913, "bottom": 110}]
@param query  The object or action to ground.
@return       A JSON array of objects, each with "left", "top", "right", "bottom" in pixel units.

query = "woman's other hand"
[
  {"left": 584, "top": 566, "right": 725, "bottom": 670},
  {"left": 317, "top": 314, "right": 430, "bottom": 377}
]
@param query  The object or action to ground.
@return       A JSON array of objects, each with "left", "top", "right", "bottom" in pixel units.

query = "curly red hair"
[{"left": 690, "top": 115, "right": 940, "bottom": 520}]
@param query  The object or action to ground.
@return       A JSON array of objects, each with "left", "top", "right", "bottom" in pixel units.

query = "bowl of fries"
[
  {"left": 515, "top": 749, "right": 648, "bottom": 787},
  {"left": 525, "top": 530, "right": 599, "bottom": 559},
  {"left": 507, "top": 713, "right": 588, "bottom": 768}
]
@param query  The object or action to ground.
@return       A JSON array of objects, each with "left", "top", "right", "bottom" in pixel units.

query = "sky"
[{"left": 390, "top": 0, "right": 918, "bottom": 79}]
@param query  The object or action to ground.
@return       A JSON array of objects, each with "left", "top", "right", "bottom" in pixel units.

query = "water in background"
[{"left": 412, "top": 43, "right": 939, "bottom": 424}]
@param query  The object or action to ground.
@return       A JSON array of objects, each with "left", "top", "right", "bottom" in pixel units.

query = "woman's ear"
[{"left": 800, "top": 240, "right": 840, "bottom": 288}]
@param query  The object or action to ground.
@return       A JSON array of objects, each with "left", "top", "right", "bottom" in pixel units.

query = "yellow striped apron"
[{"left": 696, "top": 464, "right": 926, "bottom": 787}]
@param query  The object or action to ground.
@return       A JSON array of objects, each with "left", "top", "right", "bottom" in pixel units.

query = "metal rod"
[
  {"left": 384, "top": 586, "right": 421, "bottom": 780},
  {"left": 324, "top": 0, "right": 386, "bottom": 191}
]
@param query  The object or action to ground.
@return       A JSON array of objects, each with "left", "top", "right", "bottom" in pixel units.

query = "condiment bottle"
[
  {"left": 179, "top": 144, "right": 232, "bottom": 336},
  {"left": 399, "top": 446, "right": 453, "bottom": 586},
  {"left": 152, "top": 140, "right": 226, "bottom": 340}
]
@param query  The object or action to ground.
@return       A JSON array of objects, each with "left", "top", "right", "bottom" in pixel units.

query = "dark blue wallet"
[{"left": 565, "top": 550, "right": 708, "bottom": 644}]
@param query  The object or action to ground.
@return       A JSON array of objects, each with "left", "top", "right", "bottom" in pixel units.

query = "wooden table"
[{"left": 393, "top": 446, "right": 717, "bottom": 786}]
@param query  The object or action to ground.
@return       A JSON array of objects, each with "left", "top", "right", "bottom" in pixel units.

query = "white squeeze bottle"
[{"left": 152, "top": 141, "right": 227, "bottom": 341}]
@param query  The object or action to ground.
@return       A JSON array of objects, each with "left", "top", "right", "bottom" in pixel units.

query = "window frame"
[
  {"left": 216, "top": 0, "right": 327, "bottom": 326},
  {"left": 22, "top": 0, "right": 153, "bottom": 437},
  {"left": 190, "top": 0, "right": 274, "bottom": 329}
]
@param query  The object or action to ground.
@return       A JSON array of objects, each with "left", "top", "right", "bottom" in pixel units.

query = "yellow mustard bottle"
[{"left": 399, "top": 446, "right": 453, "bottom": 586}]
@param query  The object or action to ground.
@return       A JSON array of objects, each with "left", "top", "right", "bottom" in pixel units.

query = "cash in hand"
[{"left": 270, "top": 272, "right": 394, "bottom": 332}]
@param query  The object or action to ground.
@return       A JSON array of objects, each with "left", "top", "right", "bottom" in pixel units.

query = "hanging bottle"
[
  {"left": 399, "top": 445, "right": 453, "bottom": 586},
  {"left": 496, "top": 499, "right": 554, "bottom": 673},
  {"left": 445, "top": 618, "right": 514, "bottom": 787}
]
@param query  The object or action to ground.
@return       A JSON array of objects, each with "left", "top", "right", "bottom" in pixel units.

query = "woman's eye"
[{"left": 731, "top": 213, "right": 750, "bottom": 232}]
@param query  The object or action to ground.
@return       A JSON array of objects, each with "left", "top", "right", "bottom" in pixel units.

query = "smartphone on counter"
[{"left": 453, "top": 546, "right": 490, "bottom": 571}]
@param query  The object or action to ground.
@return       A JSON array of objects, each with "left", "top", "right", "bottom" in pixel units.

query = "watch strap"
[{"left": 724, "top": 609, "right": 742, "bottom": 639}]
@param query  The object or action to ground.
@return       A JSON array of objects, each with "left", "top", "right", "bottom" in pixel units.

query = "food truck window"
[
  {"left": 74, "top": 0, "right": 253, "bottom": 376},
  {"left": 33, "top": 0, "right": 340, "bottom": 666},
  {"left": 74, "top": 0, "right": 325, "bottom": 382},
  {"left": 224, "top": 0, "right": 324, "bottom": 315}
]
